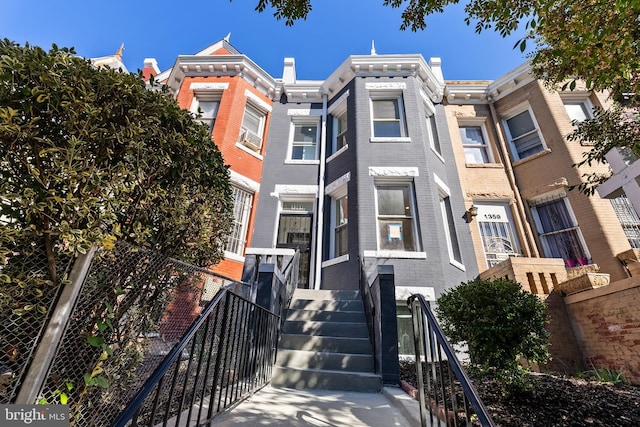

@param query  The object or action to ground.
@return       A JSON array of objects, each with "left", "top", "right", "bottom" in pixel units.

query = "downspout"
[
  {"left": 487, "top": 98, "right": 540, "bottom": 258},
  {"left": 314, "top": 93, "right": 328, "bottom": 289}
]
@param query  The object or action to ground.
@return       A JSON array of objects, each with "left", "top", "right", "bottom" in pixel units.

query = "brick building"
[{"left": 148, "top": 39, "right": 640, "bottom": 362}]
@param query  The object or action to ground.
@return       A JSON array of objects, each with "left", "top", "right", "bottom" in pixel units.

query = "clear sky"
[{"left": 2, "top": 0, "right": 530, "bottom": 82}]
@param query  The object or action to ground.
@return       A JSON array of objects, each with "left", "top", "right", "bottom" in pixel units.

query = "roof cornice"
[
  {"left": 276, "top": 54, "right": 446, "bottom": 103},
  {"left": 165, "top": 55, "right": 278, "bottom": 99},
  {"left": 445, "top": 62, "right": 535, "bottom": 104}
]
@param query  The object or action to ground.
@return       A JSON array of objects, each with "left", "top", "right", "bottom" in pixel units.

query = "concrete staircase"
[{"left": 271, "top": 289, "right": 382, "bottom": 392}]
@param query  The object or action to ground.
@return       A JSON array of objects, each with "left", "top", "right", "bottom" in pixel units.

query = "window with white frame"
[
  {"left": 335, "top": 112, "right": 348, "bottom": 151},
  {"left": 503, "top": 108, "right": 545, "bottom": 160},
  {"left": 562, "top": 98, "right": 593, "bottom": 122},
  {"left": 426, "top": 113, "right": 441, "bottom": 155},
  {"left": 239, "top": 103, "right": 266, "bottom": 152},
  {"left": 376, "top": 183, "right": 418, "bottom": 251},
  {"left": 530, "top": 196, "right": 589, "bottom": 267},
  {"left": 290, "top": 121, "right": 319, "bottom": 160},
  {"left": 476, "top": 204, "right": 521, "bottom": 267},
  {"left": 226, "top": 186, "right": 253, "bottom": 256},
  {"left": 460, "top": 125, "right": 492, "bottom": 164},
  {"left": 190, "top": 97, "right": 219, "bottom": 133},
  {"left": 440, "top": 195, "right": 462, "bottom": 264},
  {"left": 610, "top": 195, "right": 640, "bottom": 248},
  {"left": 371, "top": 94, "right": 407, "bottom": 138},
  {"left": 333, "top": 194, "right": 348, "bottom": 257}
]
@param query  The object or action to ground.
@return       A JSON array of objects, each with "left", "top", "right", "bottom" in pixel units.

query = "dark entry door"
[{"left": 276, "top": 213, "right": 312, "bottom": 288}]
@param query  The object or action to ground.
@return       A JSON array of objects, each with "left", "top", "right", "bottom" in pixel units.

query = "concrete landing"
[{"left": 210, "top": 385, "right": 421, "bottom": 426}]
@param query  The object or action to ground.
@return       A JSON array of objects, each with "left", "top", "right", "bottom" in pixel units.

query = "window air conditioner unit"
[{"left": 240, "top": 129, "right": 262, "bottom": 151}]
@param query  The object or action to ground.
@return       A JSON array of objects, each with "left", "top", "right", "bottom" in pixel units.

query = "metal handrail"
[
  {"left": 408, "top": 294, "right": 495, "bottom": 427},
  {"left": 111, "top": 288, "right": 280, "bottom": 427}
]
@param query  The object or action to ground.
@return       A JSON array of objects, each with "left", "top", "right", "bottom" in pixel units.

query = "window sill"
[
  {"left": 224, "top": 251, "right": 245, "bottom": 263},
  {"left": 327, "top": 145, "right": 348, "bottom": 163},
  {"left": 235, "top": 142, "right": 263, "bottom": 160},
  {"left": 363, "top": 250, "right": 427, "bottom": 259},
  {"left": 512, "top": 148, "right": 551, "bottom": 166},
  {"left": 284, "top": 159, "right": 320, "bottom": 165},
  {"left": 449, "top": 259, "right": 466, "bottom": 271},
  {"left": 322, "top": 254, "right": 350, "bottom": 268},
  {"left": 465, "top": 163, "right": 504, "bottom": 168},
  {"left": 370, "top": 137, "right": 412, "bottom": 143}
]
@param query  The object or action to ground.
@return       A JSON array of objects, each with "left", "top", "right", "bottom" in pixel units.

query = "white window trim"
[
  {"left": 529, "top": 194, "right": 591, "bottom": 264},
  {"left": 435, "top": 174, "right": 465, "bottom": 270},
  {"left": 374, "top": 178, "right": 421, "bottom": 253},
  {"left": 329, "top": 91, "right": 349, "bottom": 154},
  {"left": 224, "top": 184, "right": 254, "bottom": 260},
  {"left": 458, "top": 119, "right": 495, "bottom": 164},
  {"left": 474, "top": 202, "right": 522, "bottom": 268},
  {"left": 369, "top": 91, "right": 409, "bottom": 142},
  {"left": 426, "top": 111, "right": 444, "bottom": 161},
  {"left": 238, "top": 93, "right": 270, "bottom": 154},
  {"left": 363, "top": 250, "right": 427, "bottom": 259},
  {"left": 502, "top": 105, "right": 547, "bottom": 161},
  {"left": 286, "top": 117, "right": 321, "bottom": 163},
  {"left": 560, "top": 94, "right": 594, "bottom": 122},
  {"left": 326, "top": 173, "right": 350, "bottom": 260}
]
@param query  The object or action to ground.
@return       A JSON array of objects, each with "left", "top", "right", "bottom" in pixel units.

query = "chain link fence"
[
  {"left": 0, "top": 240, "right": 74, "bottom": 404},
  {"left": 10, "top": 241, "right": 241, "bottom": 426}
]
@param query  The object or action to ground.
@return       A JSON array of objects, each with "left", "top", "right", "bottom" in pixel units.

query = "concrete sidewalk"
[{"left": 210, "top": 385, "right": 422, "bottom": 426}]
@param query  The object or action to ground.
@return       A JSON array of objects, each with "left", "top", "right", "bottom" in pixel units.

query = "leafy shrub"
[{"left": 436, "top": 278, "right": 551, "bottom": 397}]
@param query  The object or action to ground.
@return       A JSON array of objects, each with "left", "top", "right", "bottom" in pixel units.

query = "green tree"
[
  {"left": 436, "top": 278, "right": 550, "bottom": 396},
  {"left": 252, "top": 0, "right": 640, "bottom": 191},
  {"left": 0, "top": 40, "right": 232, "bottom": 308}
]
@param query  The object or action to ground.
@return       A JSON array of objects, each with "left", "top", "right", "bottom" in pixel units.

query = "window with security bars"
[
  {"left": 610, "top": 195, "right": 640, "bottom": 248},
  {"left": 226, "top": 186, "right": 253, "bottom": 255},
  {"left": 479, "top": 220, "right": 518, "bottom": 267},
  {"left": 531, "top": 197, "right": 589, "bottom": 268}
]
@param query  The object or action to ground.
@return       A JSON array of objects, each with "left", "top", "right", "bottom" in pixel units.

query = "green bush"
[{"left": 436, "top": 278, "right": 551, "bottom": 397}]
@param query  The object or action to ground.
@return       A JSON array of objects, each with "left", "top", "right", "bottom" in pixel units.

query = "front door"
[{"left": 277, "top": 213, "right": 312, "bottom": 288}]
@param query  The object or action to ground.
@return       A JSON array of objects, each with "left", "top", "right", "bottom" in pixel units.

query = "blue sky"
[{"left": 2, "top": 0, "right": 530, "bottom": 81}]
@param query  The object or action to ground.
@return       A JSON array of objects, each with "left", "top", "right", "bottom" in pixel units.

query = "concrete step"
[
  {"left": 288, "top": 299, "right": 364, "bottom": 312},
  {"left": 292, "top": 289, "right": 361, "bottom": 301},
  {"left": 285, "top": 308, "right": 365, "bottom": 323},
  {"left": 271, "top": 366, "right": 382, "bottom": 392},
  {"left": 282, "top": 320, "right": 369, "bottom": 338},
  {"left": 279, "top": 334, "right": 372, "bottom": 354},
  {"left": 276, "top": 349, "right": 374, "bottom": 372}
]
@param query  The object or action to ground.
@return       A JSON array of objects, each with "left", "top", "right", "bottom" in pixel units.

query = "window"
[
  {"left": 563, "top": 101, "right": 591, "bottom": 122},
  {"left": 460, "top": 126, "right": 491, "bottom": 164},
  {"left": 440, "top": 195, "right": 462, "bottom": 263},
  {"left": 427, "top": 114, "right": 441, "bottom": 155},
  {"left": 190, "top": 97, "right": 219, "bottom": 133},
  {"left": 371, "top": 95, "right": 407, "bottom": 138},
  {"left": 504, "top": 109, "right": 545, "bottom": 160},
  {"left": 226, "top": 186, "right": 253, "bottom": 256},
  {"left": 611, "top": 195, "right": 640, "bottom": 248},
  {"left": 335, "top": 112, "right": 348, "bottom": 151},
  {"left": 334, "top": 195, "right": 348, "bottom": 257},
  {"left": 291, "top": 122, "right": 319, "bottom": 160},
  {"left": 476, "top": 204, "right": 521, "bottom": 267},
  {"left": 239, "top": 103, "right": 266, "bottom": 151},
  {"left": 376, "top": 184, "right": 418, "bottom": 251},
  {"left": 531, "top": 197, "right": 589, "bottom": 267}
]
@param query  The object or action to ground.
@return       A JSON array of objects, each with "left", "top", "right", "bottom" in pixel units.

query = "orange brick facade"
[{"left": 159, "top": 41, "right": 275, "bottom": 281}]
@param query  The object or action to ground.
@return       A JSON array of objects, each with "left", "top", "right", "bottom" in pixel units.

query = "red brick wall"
[{"left": 564, "top": 277, "right": 640, "bottom": 384}]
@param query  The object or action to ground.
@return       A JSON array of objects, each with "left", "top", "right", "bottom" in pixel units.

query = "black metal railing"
[
  {"left": 111, "top": 288, "right": 280, "bottom": 427},
  {"left": 408, "top": 294, "right": 495, "bottom": 427}
]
